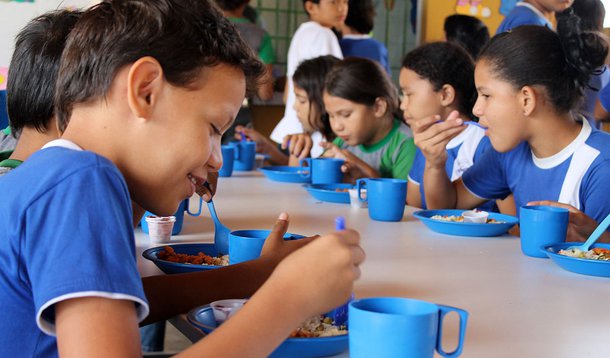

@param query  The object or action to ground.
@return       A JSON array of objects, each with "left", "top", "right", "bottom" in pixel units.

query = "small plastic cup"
[
  {"left": 210, "top": 299, "right": 248, "bottom": 324},
  {"left": 348, "top": 188, "right": 367, "bottom": 209},
  {"left": 462, "top": 210, "right": 489, "bottom": 223},
  {"left": 145, "top": 215, "right": 176, "bottom": 243}
]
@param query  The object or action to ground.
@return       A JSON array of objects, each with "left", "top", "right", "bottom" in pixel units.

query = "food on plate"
[
  {"left": 289, "top": 315, "right": 347, "bottom": 338},
  {"left": 430, "top": 214, "right": 504, "bottom": 224},
  {"left": 334, "top": 188, "right": 349, "bottom": 192},
  {"left": 558, "top": 247, "right": 610, "bottom": 261},
  {"left": 157, "top": 246, "right": 229, "bottom": 266}
]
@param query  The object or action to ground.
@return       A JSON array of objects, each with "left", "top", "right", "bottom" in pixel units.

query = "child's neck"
[
  {"left": 528, "top": 112, "right": 582, "bottom": 158},
  {"left": 224, "top": 6, "right": 246, "bottom": 19},
  {"left": 9, "top": 122, "right": 60, "bottom": 162},
  {"left": 364, "top": 116, "right": 394, "bottom": 146},
  {"left": 310, "top": 17, "right": 335, "bottom": 29},
  {"left": 525, "top": 0, "right": 554, "bottom": 19}
]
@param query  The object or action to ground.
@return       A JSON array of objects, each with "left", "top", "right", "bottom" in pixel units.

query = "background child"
[
  {"left": 339, "top": 0, "right": 390, "bottom": 75},
  {"left": 270, "top": 0, "right": 347, "bottom": 158},
  {"left": 443, "top": 14, "right": 490, "bottom": 59},
  {"left": 322, "top": 57, "right": 415, "bottom": 181},
  {"left": 412, "top": 14, "right": 610, "bottom": 243},
  {"left": 496, "top": 0, "right": 574, "bottom": 33},
  {"left": 399, "top": 42, "right": 494, "bottom": 210},
  {"left": 0, "top": 0, "right": 364, "bottom": 356}
]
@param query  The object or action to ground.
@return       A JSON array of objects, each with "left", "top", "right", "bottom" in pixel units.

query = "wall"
[{"left": 422, "top": 0, "right": 504, "bottom": 43}]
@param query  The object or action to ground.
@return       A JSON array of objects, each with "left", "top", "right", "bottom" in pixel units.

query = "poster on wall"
[
  {"left": 456, "top": 0, "right": 492, "bottom": 18},
  {"left": 0, "top": 67, "right": 8, "bottom": 91}
]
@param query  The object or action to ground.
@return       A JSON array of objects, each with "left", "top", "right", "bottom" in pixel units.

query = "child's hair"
[
  {"left": 55, "top": 0, "right": 265, "bottom": 131},
  {"left": 401, "top": 42, "right": 476, "bottom": 119},
  {"left": 293, "top": 55, "right": 340, "bottom": 140},
  {"left": 345, "top": 0, "right": 375, "bottom": 34},
  {"left": 325, "top": 57, "right": 399, "bottom": 119},
  {"left": 214, "top": 0, "right": 249, "bottom": 11},
  {"left": 7, "top": 10, "right": 81, "bottom": 135},
  {"left": 562, "top": 0, "right": 605, "bottom": 32},
  {"left": 478, "top": 9, "right": 609, "bottom": 114},
  {"left": 443, "top": 14, "right": 489, "bottom": 58}
]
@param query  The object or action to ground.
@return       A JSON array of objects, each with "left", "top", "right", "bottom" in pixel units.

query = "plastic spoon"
[
  {"left": 202, "top": 182, "right": 231, "bottom": 255},
  {"left": 326, "top": 216, "right": 354, "bottom": 326},
  {"left": 568, "top": 212, "right": 610, "bottom": 252}
]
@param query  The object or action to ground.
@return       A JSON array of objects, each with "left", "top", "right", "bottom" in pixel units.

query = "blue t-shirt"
[
  {"left": 339, "top": 36, "right": 391, "bottom": 75},
  {"left": 583, "top": 66, "right": 610, "bottom": 129},
  {"left": 496, "top": 2, "right": 551, "bottom": 34},
  {"left": 462, "top": 120, "right": 610, "bottom": 222},
  {"left": 0, "top": 144, "right": 148, "bottom": 357},
  {"left": 408, "top": 124, "right": 493, "bottom": 209},
  {"left": 598, "top": 79, "right": 610, "bottom": 116}
]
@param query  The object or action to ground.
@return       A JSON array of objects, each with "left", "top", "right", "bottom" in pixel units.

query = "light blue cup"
[
  {"left": 520, "top": 205, "right": 569, "bottom": 258},
  {"left": 357, "top": 178, "right": 407, "bottom": 222},
  {"left": 349, "top": 297, "right": 468, "bottom": 358},
  {"left": 228, "top": 229, "right": 304, "bottom": 264},
  {"left": 300, "top": 158, "right": 344, "bottom": 184},
  {"left": 219, "top": 145, "right": 236, "bottom": 177},
  {"left": 141, "top": 197, "right": 203, "bottom": 235},
  {"left": 230, "top": 141, "right": 256, "bottom": 171}
]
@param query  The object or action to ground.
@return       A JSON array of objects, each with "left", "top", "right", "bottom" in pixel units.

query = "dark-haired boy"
[{"left": 0, "top": 0, "right": 363, "bottom": 356}]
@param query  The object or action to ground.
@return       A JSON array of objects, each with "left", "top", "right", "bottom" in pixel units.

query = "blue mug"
[
  {"left": 230, "top": 141, "right": 256, "bottom": 171},
  {"left": 300, "top": 158, "right": 344, "bottom": 184},
  {"left": 520, "top": 205, "right": 569, "bottom": 258},
  {"left": 349, "top": 297, "right": 468, "bottom": 358},
  {"left": 219, "top": 145, "right": 236, "bottom": 177},
  {"left": 357, "top": 178, "right": 406, "bottom": 222},
  {"left": 228, "top": 229, "right": 304, "bottom": 264},
  {"left": 141, "top": 197, "right": 203, "bottom": 235}
]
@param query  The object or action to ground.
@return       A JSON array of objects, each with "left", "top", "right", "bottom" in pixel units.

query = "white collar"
[
  {"left": 446, "top": 123, "right": 477, "bottom": 149},
  {"left": 532, "top": 117, "right": 592, "bottom": 169},
  {"left": 516, "top": 2, "right": 548, "bottom": 22},
  {"left": 42, "top": 139, "right": 83, "bottom": 151},
  {"left": 342, "top": 34, "right": 371, "bottom": 40}
]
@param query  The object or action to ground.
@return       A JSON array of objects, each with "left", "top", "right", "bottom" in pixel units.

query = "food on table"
[
  {"left": 157, "top": 246, "right": 229, "bottom": 266},
  {"left": 289, "top": 315, "right": 347, "bottom": 338},
  {"left": 558, "top": 247, "right": 610, "bottom": 261},
  {"left": 430, "top": 214, "right": 504, "bottom": 224},
  {"left": 334, "top": 188, "right": 349, "bottom": 192}
]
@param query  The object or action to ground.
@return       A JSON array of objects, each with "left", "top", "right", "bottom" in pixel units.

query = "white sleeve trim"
[
  {"left": 407, "top": 175, "right": 420, "bottom": 186},
  {"left": 36, "top": 291, "right": 149, "bottom": 336}
]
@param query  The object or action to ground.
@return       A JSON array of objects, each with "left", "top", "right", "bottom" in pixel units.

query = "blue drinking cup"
[
  {"left": 141, "top": 197, "right": 203, "bottom": 235},
  {"left": 349, "top": 297, "right": 468, "bottom": 358},
  {"left": 230, "top": 141, "right": 256, "bottom": 171},
  {"left": 357, "top": 178, "right": 406, "bottom": 222},
  {"left": 228, "top": 229, "right": 304, "bottom": 264},
  {"left": 520, "top": 205, "right": 569, "bottom": 258},
  {"left": 299, "top": 158, "right": 344, "bottom": 184},
  {"left": 219, "top": 145, "right": 236, "bottom": 177}
]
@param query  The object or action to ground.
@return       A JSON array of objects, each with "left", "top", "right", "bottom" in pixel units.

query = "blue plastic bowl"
[
  {"left": 303, "top": 184, "right": 354, "bottom": 204},
  {"left": 544, "top": 242, "right": 610, "bottom": 278},
  {"left": 188, "top": 305, "right": 348, "bottom": 358},
  {"left": 413, "top": 209, "right": 519, "bottom": 237},
  {"left": 258, "top": 166, "right": 311, "bottom": 183},
  {"left": 142, "top": 243, "right": 225, "bottom": 274}
]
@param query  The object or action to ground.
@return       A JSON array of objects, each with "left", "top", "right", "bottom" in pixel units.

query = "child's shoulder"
[
  {"left": 586, "top": 129, "right": 610, "bottom": 160},
  {"left": 293, "top": 21, "right": 335, "bottom": 39}
]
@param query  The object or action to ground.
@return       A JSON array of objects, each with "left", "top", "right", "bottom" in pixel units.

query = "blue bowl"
[
  {"left": 303, "top": 184, "right": 354, "bottom": 204},
  {"left": 258, "top": 166, "right": 311, "bottom": 183},
  {"left": 187, "top": 305, "right": 348, "bottom": 358},
  {"left": 414, "top": 209, "right": 519, "bottom": 237},
  {"left": 543, "top": 242, "right": 610, "bottom": 278},
  {"left": 142, "top": 243, "right": 225, "bottom": 274}
]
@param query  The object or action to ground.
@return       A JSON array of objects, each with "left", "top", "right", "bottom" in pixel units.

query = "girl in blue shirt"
[{"left": 412, "top": 12, "right": 610, "bottom": 243}]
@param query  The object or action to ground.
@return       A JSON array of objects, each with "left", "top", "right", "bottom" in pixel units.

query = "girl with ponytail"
[{"left": 411, "top": 11, "right": 610, "bottom": 242}]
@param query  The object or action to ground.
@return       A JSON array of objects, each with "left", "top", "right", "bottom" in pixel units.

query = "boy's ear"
[
  {"left": 519, "top": 85, "right": 537, "bottom": 116},
  {"left": 126, "top": 56, "right": 164, "bottom": 121},
  {"left": 439, "top": 84, "right": 456, "bottom": 107},
  {"left": 304, "top": 1, "right": 318, "bottom": 17},
  {"left": 373, "top": 97, "right": 388, "bottom": 118}
]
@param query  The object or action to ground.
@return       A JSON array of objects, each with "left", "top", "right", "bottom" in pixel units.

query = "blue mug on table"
[
  {"left": 520, "top": 205, "right": 569, "bottom": 258},
  {"left": 349, "top": 297, "right": 468, "bottom": 358},
  {"left": 219, "top": 145, "right": 236, "bottom": 177},
  {"left": 141, "top": 197, "right": 203, "bottom": 235},
  {"left": 299, "top": 158, "right": 344, "bottom": 184},
  {"left": 228, "top": 229, "right": 305, "bottom": 264},
  {"left": 229, "top": 141, "right": 256, "bottom": 171},
  {"left": 357, "top": 178, "right": 406, "bottom": 222}
]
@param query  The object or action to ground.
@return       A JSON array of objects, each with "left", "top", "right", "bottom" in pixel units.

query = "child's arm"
[
  {"left": 282, "top": 133, "right": 313, "bottom": 165},
  {"left": 320, "top": 142, "right": 380, "bottom": 182},
  {"left": 235, "top": 125, "right": 288, "bottom": 165},
  {"left": 406, "top": 181, "right": 422, "bottom": 208}
]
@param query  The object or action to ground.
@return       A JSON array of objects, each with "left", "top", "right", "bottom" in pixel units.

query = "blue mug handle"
[
  {"left": 436, "top": 305, "right": 469, "bottom": 357},
  {"left": 300, "top": 158, "right": 312, "bottom": 178},
  {"left": 186, "top": 197, "right": 203, "bottom": 216},
  {"left": 231, "top": 142, "right": 241, "bottom": 161},
  {"left": 356, "top": 179, "right": 368, "bottom": 203}
]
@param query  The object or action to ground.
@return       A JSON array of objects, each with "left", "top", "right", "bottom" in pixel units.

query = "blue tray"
[
  {"left": 187, "top": 305, "right": 348, "bottom": 358},
  {"left": 543, "top": 242, "right": 610, "bottom": 278},
  {"left": 142, "top": 243, "right": 225, "bottom": 274},
  {"left": 413, "top": 209, "right": 518, "bottom": 237},
  {"left": 258, "top": 166, "right": 311, "bottom": 183},
  {"left": 303, "top": 184, "right": 354, "bottom": 204}
]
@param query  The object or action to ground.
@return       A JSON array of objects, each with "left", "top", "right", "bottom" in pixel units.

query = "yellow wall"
[{"left": 422, "top": 0, "right": 504, "bottom": 43}]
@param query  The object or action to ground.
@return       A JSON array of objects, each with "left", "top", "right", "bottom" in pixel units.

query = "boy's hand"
[
  {"left": 234, "top": 125, "right": 268, "bottom": 154},
  {"left": 320, "top": 142, "right": 379, "bottom": 182},
  {"left": 282, "top": 133, "right": 313, "bottom": 160},
  {"left": 269, "top": 228, "right": 365, "bottom": 318},
  {"left": 412, "top": 111, "right": 464, "bottom": 169},
  {"left": 260, "top": 212, "right": 318, "bottom": 262},
  {"left": 319, "top": 141, "right": 346, "bottom": 160},
  {"left": 196, "top": 172, "right": 218, "bottom": 202}
]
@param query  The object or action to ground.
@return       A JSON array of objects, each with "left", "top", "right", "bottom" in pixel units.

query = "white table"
[{"left": 136, "top": 172, "right": 610, "bottom": 358}]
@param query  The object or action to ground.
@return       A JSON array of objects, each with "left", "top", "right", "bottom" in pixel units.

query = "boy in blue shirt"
[
  {"left": 0, "top": 0, "right": 364, "bottom": 356},
  {"left": 496, "top": 0, "right": 573, "bottom": 33}
]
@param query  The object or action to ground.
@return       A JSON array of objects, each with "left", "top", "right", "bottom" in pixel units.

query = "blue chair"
[{"left": 0, "top": 90, "right": 8, "bottom": 130}]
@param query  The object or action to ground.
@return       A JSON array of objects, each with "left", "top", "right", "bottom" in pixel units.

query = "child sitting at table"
[
  {"left": 0, "top": 0, "right": 365, "bottom": 356},
  {"left": 399, "top": 42, "right": 494, "bottom": 210},
  {"left": 411, "top": 12, "right": 610, "bottom": 242},
  {"left": 322, "top": 57, "right": 416, "bottom": 181}
]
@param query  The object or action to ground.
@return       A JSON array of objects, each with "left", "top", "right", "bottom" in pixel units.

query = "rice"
[
  {"left": 558, "top": 248, "right": 610, "bottom": 261},
  {"left": 289, "top": 315, "right": 347, "bottom": 338}
]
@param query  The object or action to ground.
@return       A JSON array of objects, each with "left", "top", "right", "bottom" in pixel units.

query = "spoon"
[
  {"left": 326, "top": 216, "right": 352, "bottom": 326},
  {"left": 207, "top": 199, "right": 231, "bottom": 255},
  {"left": 568, "top": 212, "right": 610, "bottom": 252}
]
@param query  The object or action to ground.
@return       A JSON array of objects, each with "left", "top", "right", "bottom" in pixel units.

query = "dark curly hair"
[
  {"left": 401, "top": 42, "right": 476, "bottom": 119},
  {"left": 444, "top": 14, "right": 490, "bottom": 59},
  {"left": 345, "top": 0, "right": 375, "bottom": 34},
  {"left": 55, "top": 0, "right": 265, "bottom": 130},
  {"left": 214, "top": 0, "right": 249, "bottom": 11}
]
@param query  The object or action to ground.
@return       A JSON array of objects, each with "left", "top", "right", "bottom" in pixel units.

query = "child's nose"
[{"left": 208, "top": 143, "right": 223, "bottom": 172}]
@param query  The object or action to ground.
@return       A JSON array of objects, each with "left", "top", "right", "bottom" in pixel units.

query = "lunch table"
[{"left": 135, "top": 171, "right": 610, "bottom": 358}]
